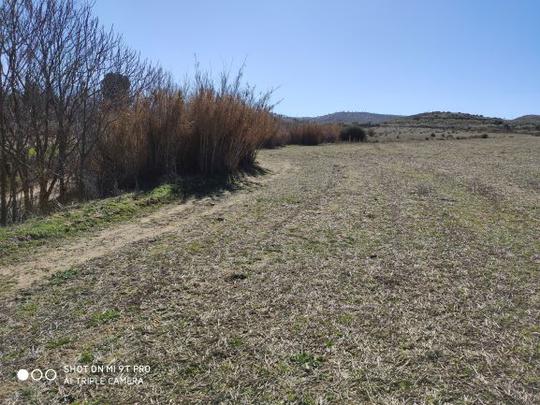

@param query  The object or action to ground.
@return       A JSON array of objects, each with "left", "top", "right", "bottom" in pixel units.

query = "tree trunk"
[
  {"left": 21, "top": 162, "right": 32, "bottom": 217},
  {"left": 8, "top": 163, "right": 17, "bottom": 222},
  {"left": 0, "top": 152, "right": 7, "bottom": 225},
  {"left": 58, "top": 125, "right": 67, "bottom": 203}
]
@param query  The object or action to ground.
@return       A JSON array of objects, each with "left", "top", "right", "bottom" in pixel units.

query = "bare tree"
[{"left": 0, "top": 0, "right": 141, "bottom": 220}]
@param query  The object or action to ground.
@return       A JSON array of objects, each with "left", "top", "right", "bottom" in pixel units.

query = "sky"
[{"left": 93, "top": 0, "right": 540, "bottom": 119}]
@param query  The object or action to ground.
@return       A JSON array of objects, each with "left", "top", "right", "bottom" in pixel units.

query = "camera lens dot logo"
[
  {"left": 31, "top": 369, "right": 43, "bottom": 381},
  {"left": 17, "top": 369, "right": 29, "bottom": 381},
  {"left": 18, "top": 368, "right": 57, "bottom": 382},
  {"left": 45, "top": 369, "right": 57, "bottom": 381}
]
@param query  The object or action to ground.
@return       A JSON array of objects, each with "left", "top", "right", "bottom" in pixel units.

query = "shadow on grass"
[
  {"left": 0, "top": 164, "right": 270, "bottom": 261},
  {"left": 179, "top": 164, "right": 269, "bottom": 199},
  {"left": 136, "top": 163, "right": 270, "bottom": 202}
]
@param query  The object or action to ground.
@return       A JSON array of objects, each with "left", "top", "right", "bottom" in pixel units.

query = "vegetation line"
[{"left": 0, "top": 0, "right": 366, "bottom": 227}]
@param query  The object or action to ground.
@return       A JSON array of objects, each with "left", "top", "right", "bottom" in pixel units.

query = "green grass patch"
[
  {"left": 18, "top": 302, "right": 38, "bottom": 316},
  {"left": 79, "top": 350, "right": 94, "bottom": 364},
  {"left": 90, "top": 309, "right": 121, "bottom": 326},
  {"left": 228, "top": 336, "right": 245, "bottom": 348},
  {"left": 290, "top": 352, "right": 324, "bottom": 370},
  {"left": 0, "top": 184, "right": 181, "bottom": 262},
  {"left": 186, "top": 241, "right": 204, "bottom": 254},
  {"left": 45, "top": 336, "right": 72, "bottom": 349},
  {"left": 50, "top": 268, "right": 79, "bottom": 285}
]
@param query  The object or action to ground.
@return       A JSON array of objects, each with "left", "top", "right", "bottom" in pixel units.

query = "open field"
[
  {"left": 0, "top": 136, "right": 539, "bottom": 404},
  {"left": 371, "top": 127, "right": 537, "bottom": 142}
]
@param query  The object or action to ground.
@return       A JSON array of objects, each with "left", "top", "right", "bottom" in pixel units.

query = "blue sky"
[{"left": 94, "top": 0, "right": 539, "bottom": 119}]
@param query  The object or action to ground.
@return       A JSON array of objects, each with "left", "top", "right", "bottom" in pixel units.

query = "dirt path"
[{"left": 0, "top": 160, "right": 293, "bottom": 292}]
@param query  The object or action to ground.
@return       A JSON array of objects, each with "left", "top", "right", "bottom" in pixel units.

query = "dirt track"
[{"left": 0, "top": 161, "right": 293, "bottom": 291}]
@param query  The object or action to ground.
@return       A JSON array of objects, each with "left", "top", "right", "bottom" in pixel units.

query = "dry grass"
[
  {"left": 366, "top": 126, "right": 521, "bottom": 143},
  {"left": 0, "top": 136, "right": 538, "bottom": 404},
  {"left": 95, "top": 73, "right": 278, "bottom": 194},
  {"left": 287, "top": 123, "right": 341, "bottom": 146}
]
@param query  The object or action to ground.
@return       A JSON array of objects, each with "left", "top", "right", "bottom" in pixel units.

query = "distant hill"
[
  {"left": 282, "top": 110, "right": 538, "bottom": 133},
  {"left": 292, "top": 111, "right": 403, "bottom": 125},
  {"left": 394, "top": 111, "right": 503, "bottom": 124},
  {"left": 409, "top": 111, "right": 493, "bottom": 120},
  {"left": 512, "top": 115, "right": 540, "bottom": 125},
  {"left": 388, "top": 111, "right": 508, "bottom": 130}
]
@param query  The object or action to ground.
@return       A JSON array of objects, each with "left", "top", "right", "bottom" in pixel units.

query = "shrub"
[
  {"left": 93, "top": 69, "right": 278, "bottom": 195},
  {"left": 288, "top": 123, "right": 325, "bottom": 145},
  {"left": 0, "top": 0, "right": 283, "bottom": 223},
  {"left": 262, "top": 122, "right": 339, "bottom": 148},
  {"left": 340, "top": 126, "right": 367, "bottom": 142},
  {"left": 262, "top": 126, "right": 290, "bottom": 148},
  {"left": 183, "top": 79, "right": 276, "bottom": 174},
  {"left": 321, "top": 124, "right": 341, "bottom": 143},
  {"left": 94, "top": 90, "right": 188, "bottom": 193}
]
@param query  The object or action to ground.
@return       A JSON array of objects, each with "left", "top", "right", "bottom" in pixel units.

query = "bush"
[
  {"left": 262, "top": 122, "right": 340, "bottom": 148},
  {"left": 93, "top": 70, "right": 278, "bottom": 195},
  {"left": 321, "top": 124, "right": 341, "bottom": 143},
  {"left": 262, "top": 126, "right": 290, "bottom": 148},
  {"left": 340, "top": 126, "right": 367, "bottom": 142},
  {"left": 288, "top": 123, "right": 325, "bottom": 145},
  {"left": 0, "top": 0, "right": 283, "bottom": 223},
  {"left": 184, "top": 80, "right": 276, "bottom": 174}
]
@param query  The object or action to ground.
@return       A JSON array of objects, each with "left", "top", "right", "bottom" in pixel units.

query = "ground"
[{"left": 0, "top": 136, "right": 539, "bottom": 404}]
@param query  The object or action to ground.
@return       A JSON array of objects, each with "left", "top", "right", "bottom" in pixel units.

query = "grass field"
[{"left": 0, "top": 136, "right": 539, "bottom": 404}]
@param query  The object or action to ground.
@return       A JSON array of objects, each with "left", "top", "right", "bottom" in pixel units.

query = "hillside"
[
  {"left": 282, "top": 110, "right": 539, "bottom": 135},
  {"left": 393, "top": 111, "right": 504, "bottom": 125},
  {"left": 294, "top": 111, "right": 403, "bottom": 124},
  {"left": 512, "top": 115, "right": 540, "bottom": 125},
  {"left": 385, "top": 111, "right": 510, "bottom": 131}
]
